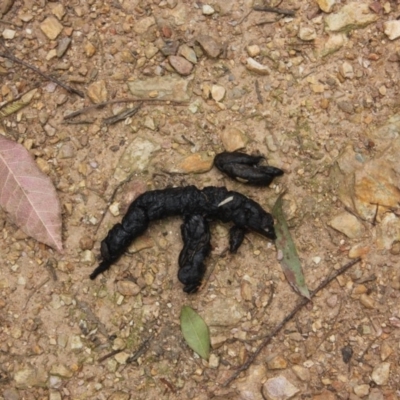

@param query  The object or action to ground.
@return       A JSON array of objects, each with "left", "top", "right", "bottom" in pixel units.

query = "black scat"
[
  {"left": 90, "top": 185, "right": 276, "bottom": 291},
  {"left": 214, "top": 151, "right": 284, "bottom": 186}
]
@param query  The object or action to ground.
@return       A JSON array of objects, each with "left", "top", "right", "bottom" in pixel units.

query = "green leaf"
[
  {"left": 180, "top": 306, "right": 210, "bottom": 360},
  {"left": 272, "top": 193, "right": 310, "bottom": 299}
]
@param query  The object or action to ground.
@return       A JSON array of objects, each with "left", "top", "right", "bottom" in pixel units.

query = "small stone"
[
  {"left": 262, "top": 376, "right": 300, "bottom": 400},
  {"left": 316, "top": 33, "right": 347, "bottom": 58},
  {"left": 202, "top": 5, "right": 215, "bottom": 15},
  {"left": 44, "top": 124, "right": 56, "bottom": 137},
  {"left": 368, "top": 388, "right": 384, "bottom": 400},
  {"left": 116, "top": 280, "right": 141, "bottom": 296},
  {"left": 211, "top": 85, "right": 225, "bottom": 102},
  {"left": 246, "top": 57, "right": 270, "bottom": 75},
  {"left": 3, "top": 388, "right": 20, "bottom": 400},
  {"left": 114, "top": 351, "right": 130, "bottom": 364},
  {"left": 2, "top": 29, "right": 16, "bottom": 39},
  {"left": 379, "top": 86, "right": 387, "bottom": 96},
  {"left": 196, "top": 35, "right": 222, "bottom": 58},
  {"left": 337, "top": 100, "right": 354, "bottom": 114},
  {"left": 175, "top": 152, "right": 214, "bottom": 174},
  {"left": 51, "top": 3, "right": 66, "bottom": 20},
  {"left": 143, "top": 116, "right": 156, "bottom": 130},
  {"left": 50, "top": 364, "right": 73, "bottom": 378},
  {"left": 14, "top": 368, "right": 48, "bottom": 389},
  {"left": 59, "top": 142, "right": 76, "bottom": 159},
  {"left": 219, "top": 127, "right": 248, "bottom": 151},
  {"left": 144, "top": 43, "right": 158, "bottom": 59},
  {"left": 384, "top": 20, "right": 400, "bottom": 40},
  {"left": 311, "top": 84, "right": 324, "bottom": 93},
  {"left": 328, "top": 212, "right": 365, "bottom": 239},
  {"left": 127, "top": 76, "right": 191, "bottom": 102},
  {"left": 203, "top": 297, "right": 246, "bottom": 327},
  {"left": 114, "top": 137, "right": 160, "bottom": 183},
  {"left": 70, "top": 335, "right": 84, "bottom": 350},
  {"left": 339, "top": 61, "right": 354, "bottom": 79},
  {"left": 326, "top": 294, "right": 338, "bottom": 308},
  {"left": 208, "top": 354, "right": 219, "bottom": 368},
  {"left": 325, "top": 3, "right": 378, "bottom": 32},
  {"left": 240, "top": 280, "right": 252, "bottom": 301},
  {"left": 380, "top": 341, "right": 393, "bottom": 361},
  {"left": 267, "top": 355, "right": 288, "bottom": 370},
  {"left": 354, "top": 384, "right": 370, "bottom": 397},
  {"left": 56, "top": 37, "right": 71, "bottom": 58},
  {"left": 40, "top": 16, "right": 64, "bottom": 40},
  {"left": 49, "top": 391, "right": 62, "bottom": 400},
  {"left": 246, "top": 44, "right": 260, "bottom": 57},
  {"left": 316, "top": 0, "right": 335, "bottom": 13},
  {"left": 87, "top": 80, "right": 108, "bottom": 103},
  {"left": 298, "top": 26, "right": 316, "bottom": 41},
  {"left": 80, "top": 250, "right": 95, "bottom": 264},
  {"left": 85, "top": 41, "right": 96, "bottom": 57},
  {"left": 133, "top": 16, "right": 156, "bottom": 34},
  {"left": 168, "top": 55, "right": 193, "bottom": 76},
  {"left": 312, "top": 391, "right": 336, "bottom": 400},
  {"left": 371, "top": 362, "right": 390, "bottom": 385},
  {"left": 178, "top": 44, "right": 197, "bottom": 64},
  {"left": 359, "top": 294, "right": 375, "bottom": 309},
  {"left": 109, "top": 202, "right": 120, "bottom": 217},
  {"left": 292, "top": 365, "right": 310, "bottom": 382}
]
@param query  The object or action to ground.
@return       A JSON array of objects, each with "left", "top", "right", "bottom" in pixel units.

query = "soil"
[{"left": 1, "top": 1, "right": 400, "bottom": 399}]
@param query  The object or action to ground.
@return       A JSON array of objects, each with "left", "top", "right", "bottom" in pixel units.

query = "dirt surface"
[{"left": 1, "top": 1, "right": 400, "bottom": 399}]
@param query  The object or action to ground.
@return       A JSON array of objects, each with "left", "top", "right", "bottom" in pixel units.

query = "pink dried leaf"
[{"left": 0, "top": 136, "right": 62, "bottom": 252}]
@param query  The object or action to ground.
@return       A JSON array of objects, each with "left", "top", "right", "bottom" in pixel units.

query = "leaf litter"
[
  {"left": 0, "top": 135, "right": 63, "bottom": 252},
  {"left": 272, "top": 192, "right": 310, "bottom": 299}
]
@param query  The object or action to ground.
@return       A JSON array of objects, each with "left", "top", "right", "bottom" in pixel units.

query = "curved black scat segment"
[
  {"left": 90, "top": 185, "right": 276, "bottom": 287},
  {"left": 178, "top": 215, "right": 211, "bottom": 293},
  {"left": 214, "top": 151, "right": 284, "bottom": 186},
  {"left": 229, "top": 225, "right": 246, "bottom": 253}
]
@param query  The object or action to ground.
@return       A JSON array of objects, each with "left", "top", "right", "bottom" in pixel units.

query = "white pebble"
[
  {"left": 2, "top": 29, "right": 16, "bottom": 39},
  {"left": 202, "top": 5, "right": 215, "bottom": 15}
]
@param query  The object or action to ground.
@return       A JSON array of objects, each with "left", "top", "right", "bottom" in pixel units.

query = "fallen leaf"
[
  {"left": 0, "top": 89, "right": 37, "bottom": 119},
  {"left": 272, "top": 193, "right": 310, "bottom": 299},
  {"left": 0, "top": 136, "right": 62, "bottom": 251},
  {"left": 180, "top": 306, "right": 210, "bottom": 360}
]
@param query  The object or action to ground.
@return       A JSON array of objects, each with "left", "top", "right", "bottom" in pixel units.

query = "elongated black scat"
[
  {"left": 90, "top": 185, "right": 277, "bottom": 291},
  {"left": 178, "top": 215, "right": 211, "bottom": 293},
  {"left": 214, "top": 151, "right": 284, "bottom": 186}
]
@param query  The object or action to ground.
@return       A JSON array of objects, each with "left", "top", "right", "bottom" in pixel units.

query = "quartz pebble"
[
  {"left": 247, "top": 44, "right": 260, "bottom": 57},
  {"left": 246, "top": 57, "right": 270, "bottom": 75},
  {"left": 384, "top": 20, "right": 400, "bottom": 40},
  {"left": 87, "top": 80, "right": 108, "bottom": 103},
  {"left": 211, "top": 85, "right": 225, "bottom": 102},
  {"left": 2, "top": 29, "right": 16, "bottom": 39},
  {"left": 371, "top": 362, "right": 390, "bottom": 385},
  {"left": 219, "top": 127, "right": 248, "bottom": 151},
  {"left": 262, "top": 376, "right": 300, "bottom": 400},
  {"left": 328, "top": 212, "right": 365, "bottom": 239},
  {"left": 316, "top": 0, "right": 335, "bottom": 12},
  {"left": 202, "top": 5, "right": 215, "bottom": 15}
]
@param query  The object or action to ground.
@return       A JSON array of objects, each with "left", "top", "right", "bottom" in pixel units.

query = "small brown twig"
[
  {"left": 126, "top": 334, "right": 154, "bottom": 364},
  {"left": 98, "top": 348, "right": 124, "bottom": 363},
  {"left": 102, "top": 102, "right": 142, "bottom": 125},
  {"left": 0, "top": 43, "right": 84, "bottom": 98},
  {"left": 222, "top": 257, "right": 361, "bottom": 386},
  {"left": 63, "top": 97, "right": 188, "bottom": 120},
  {"left": 254, "top": 80, "right": 263, "bottom": 104},
  {"left": 253, "top": 5, "right": 296, "bottom": 16},
  {"left": 23, "top": 277, "right": 50, "bottom": 310}
]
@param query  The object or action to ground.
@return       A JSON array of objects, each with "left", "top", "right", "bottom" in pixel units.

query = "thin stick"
[
  {"left": 63, "top": 97, "right": 188, "bottom": 120},
  {"left": 103, "top": 102, "right": 142, "bottom": 125},
  {"left": 253, "top": 5, "right": 296, "bottom": 16},
  {"left": 0, "top": 50, "right": 84, "bottom": 98},
  {"left": 222, "top": 257, "right": 361, "bottom": 387},
  {"left": 98, "top": 348, "right": 124, "bottom": 363},
  {"left": 23, "top": 277, "right": 50, "bottom": 310}
]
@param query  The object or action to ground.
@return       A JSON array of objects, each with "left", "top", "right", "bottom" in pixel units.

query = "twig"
[
  {"left": 222, "top": 257, "right": 361, "bottom": 386},
  {"left": 253, "top": 5, "right": 296, "bottom": 16},
  {"left": 126, "top": 334, "right": 153, "bottom": 363},
  {"left": 63, "top": 97, "right": 188, "bottom": 120},
  {"left": 23, "top": 277, "right": 50, "bottom": 310},
  {"left": 98, "top": 348, "right": 124, "bottom": 363},
  {"left": 103, "top": 102, "right": 142, "bottom": 125},
  {"left": 0, "top": 44, "right": 84, "bottom": 98}
]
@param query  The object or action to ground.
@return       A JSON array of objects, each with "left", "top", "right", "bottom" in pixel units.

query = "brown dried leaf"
[{"left": 0, "top": 136, "right": 62, "bottom": 251}]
